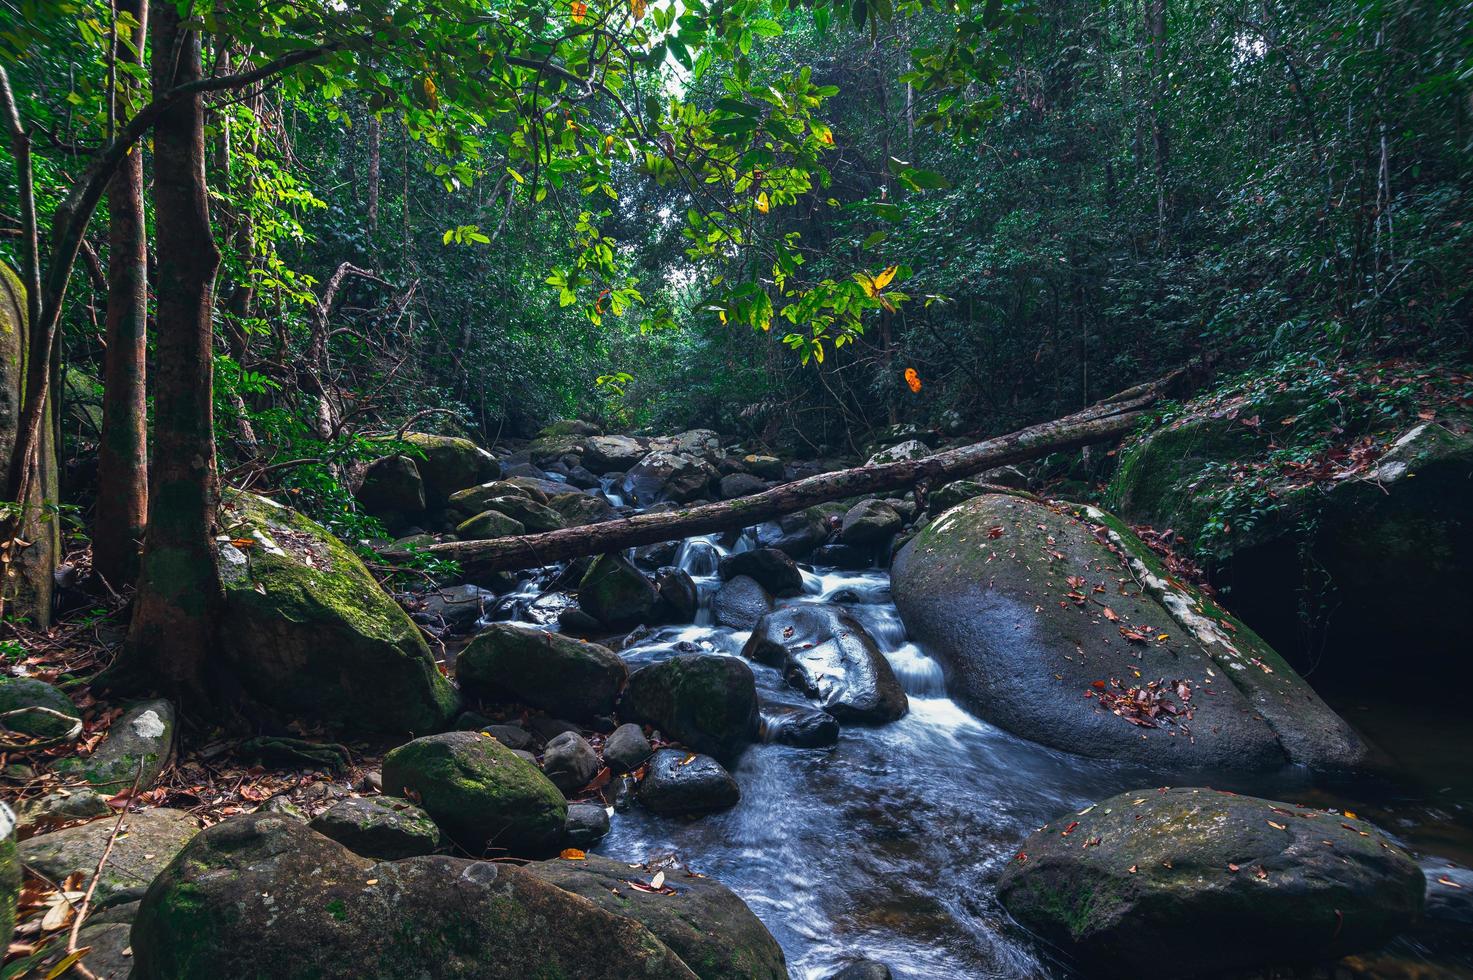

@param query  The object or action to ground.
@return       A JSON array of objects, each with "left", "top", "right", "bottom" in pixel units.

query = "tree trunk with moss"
[{"left": 123, "top": 3, "right": 224, "bottom": 705}]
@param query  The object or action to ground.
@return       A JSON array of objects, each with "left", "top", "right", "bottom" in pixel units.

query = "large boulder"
[
  {"left": 456, "top": 623, "right": 627, "bottom": 720},
  {"left": 526, "top": 853, "right": 787, "bottom": 980},
  {"left": 454, "top": 508, "right": 525, "bottom": 541},
  {"left": 891, "top": 494, "right": 1366, "bottom": 772},
  {"left": 19, "top": 808, "right": 200, "bottom": 908},
  {"left": 548, "top": 490, "right": 616, "bottom": 526},
  {"left": 622, "top": 654, "right": 759, "bottom": 763},
  {"left": 355, "top": 454, "right": 425, "bottom": 520},
  {"left": 130, "top": 813, "right": 704, "bottom": 979},
  {"left": 622, "top": 451, "right": 718, "bottom": 505},
  {"left": 718, "top": 548, "right": 804, "bottom": 597},
  {"left": 54, "top": 698, "right": 175, "bottom": 793},
  {"left": 741, "top": 454, "right": 785, "bottom": 480},
  {"left": 839, "top": 499, "right": 902, "bottom": 546},
  {"left": 743, "top": 606, "right": 907, "bottom": 724},
  {"left": 477, "top": 494, "right": 565, "bottom": 533},
  {"left": 638, "top": 749, "right": 740, "bottom": 815},
  {"left": 446, "top": 480, "right": 533, "bottom": 519},
  {"left": 584, "top": 434, "right": 648, "bottom": 473},
  {"left": 712, "top": 575, "right": 773, "bottom": 630},
  {"left": 579, "top": 552, "right": 659, "bottom": 626},
  {"left": 998, "top": 787, "right": 1425, "bottom": 976},
  {"left": 651, "top": 429, "right": 723, "bottom": 462},
  {"left": 217, "top": 493, "right": 458, "bottom": 735},
  {"left": 381, "top": 731, "right": 566, "bottom": 856},
  {"left": 309, "top": 796, "right": 441, "bottom": 860},
  {"left": 754, "top": 507, "right": 832, "bottom": 558},
  {"left": 400, "top": 432, "right": 499, "bottom": 505},
  {"left": 0, "top": 677, "right": 79, "bottom": 740}
]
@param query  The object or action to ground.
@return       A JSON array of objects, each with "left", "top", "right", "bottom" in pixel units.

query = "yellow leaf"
[
  {"left": 873, "top": 264, "right": 899, "bottom": 290},
  {"left": 45, "top": 948, "right": 92, "bottom": 980},
  {"left": 560, "top": 848, "right": 587, "bottom": 860},
  {"left": 755, "top": 191, "right": 769, "bottom": 214},
  {"left": 717, "top": 310, "right": 727, "bottom": 324},
  {"left": 1343, "top": 810, "right": 1357, "bottom": 819},
  {"left": 631, "top": 0, "right": 647, "bottom": 18},
  {"left": 1267, "top": 820, "right": 1287, "bottom": 830}
]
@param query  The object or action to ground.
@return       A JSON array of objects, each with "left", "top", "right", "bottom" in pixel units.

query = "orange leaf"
[
  {"left": 903, "top": 367, "right": 922, "bottom": 393},
  {"left": 571, "top": 1, "right": 587, "bottom": 21},
  {"left": 560, "top": 848, "right": 587, "bottom": 860}
]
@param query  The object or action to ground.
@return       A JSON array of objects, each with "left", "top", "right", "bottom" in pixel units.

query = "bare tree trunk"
[
  {"left": 94, "top": 0, "right": 150, "bottom": 588},
  {"left": 124, "top": 1, "right": 225, "bottom": 705},
  {"left": 429, "top": 375, "right": 1179, "bottom": 573},
  {"left": 1146, "top": 0, "right": 1170, "bottom": 237},
  {"left": 367, "top": 112, "right": 381, "bottom": 232}
]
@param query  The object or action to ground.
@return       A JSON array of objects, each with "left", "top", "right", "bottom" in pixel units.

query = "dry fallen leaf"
[{"left": 560, "top": 848, "right": 587, "bottom": 860}]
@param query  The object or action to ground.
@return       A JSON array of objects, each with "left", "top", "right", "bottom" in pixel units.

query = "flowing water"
[{"left": 486, "top": 526, "right": 1473, "bottom": 979}]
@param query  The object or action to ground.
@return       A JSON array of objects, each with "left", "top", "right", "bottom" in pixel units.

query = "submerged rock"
[
  {"left": 216, "top": 493, "right": 458, "bottom": 736},
  {"left": 527, "top": 852, "right": 787, "bottom": 980},
  {"left": 623, "top": 654, "right": 759, "bottom": 763},
  {"left": 639, "top": 749, "right": 740, "bottom": 815},
  {"left": 456, "top": 623, "right": 626, "bottom": 720},
  {"left": 309, "top": 796, "right": 441, "bottom": 860},
  {"left": 381, "top": 731, "right": 566, "bottom": 856},
  {"left": 761, "top": 703, "right": 840, "bottom": 747},
  {"left": 891, "top": 494, "right": 1366, "bottom": 772},
  {"left": 998, "top": 787, "right": 1425, "bottom": 976},
  {"left": 744, "top": 606, "right": 907, "bottom": 724},
  {"left": 130, "top": 813, "right": 703, "bottom": 979}
]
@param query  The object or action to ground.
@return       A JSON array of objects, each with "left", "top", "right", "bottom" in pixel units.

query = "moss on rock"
[{"left": 456, "top": 623, "right": 627, "bottom": 720}]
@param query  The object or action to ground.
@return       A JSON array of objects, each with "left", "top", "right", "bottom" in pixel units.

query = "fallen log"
[{"left": 429, "top": 373, "right": 1179, "bottom": 573}]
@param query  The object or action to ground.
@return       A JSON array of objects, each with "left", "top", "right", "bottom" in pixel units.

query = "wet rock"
[
  {"left": 712, "top": 575, "right": 773, "bottom": 630},
  {"left": 633, "top": 539, "right": 680, "bottom": 569},
  {"left": 839, "top": 499, "right": 902, "bottom": 546},
  {"left": 623, "top": 655, "right": 759, "bottom": 763},
  {"left": 542, "top": 731, "right": 598, "bottom": 795},
  {"left": 891, "top": 494, "right": 1367, "bottom": 772},
  {"left": 215, "top": 493, "right": 458, "bottom": 736},
  {"left": 400, "top": 431, "right": 500, "bottom": 505},
  {"left": 54, "top": 699, "right": 175, "bottom": 793},
  {"left": 603, "top": 723, "right": 654, "bottom": 772},
  {"left": 998, "top": 787, "right": 1426, "bottom": 976},
  {"left": 827, "top": 961, "right": 893, "bottom": 980},
  {"left": 563, "top": 464, "right": 602, "bottom": 490},
  {"left": 762, "top": 703, "right": 840, "bottom": 748},
  {"left": 564, "top": 802, "right": 610, "bottom": 848},
  {"left": 556, "top": 607, "right": 603, "bottom": 635},
  {"left": 741, "top": 454, "right": 785, "bottom": 480},
  {"left": 754, "top": 507, "right": 831, "bottom": 558},
  {"left": 638, "top": 749, "right": 740, "bottom": 815},
  {"left": 528, "top": 852, "right": 786, "bottom": 980},
  {"left": 718, "top": 547, "right": 804, "bottom": 597},
  {"left": 457, "top": 623, "right": 627, "bottom": 721},
  {"left": 865, "top": 439, "right": 930, "bottom": 466},
  {"left": 356, "top": 454, "right": 426, "bottom": 519},
  {"left": 415, "top": 584, "right": 491, "bottom": 632},
  {"left": 0, "top": 677, "right": 79, "bottom": 740},
  {"left": 454, "top": 508, "right": 525, "bottom": 541},
  {"left": 381, "top": 731, "right": 567, "bottom": 856},
  {"left": 654, "top": 566, "right": 699, "bottom": 623},
  {"left": 20, "top": 808, "right": 199, "bottom": 908},
  {"left": 719, "top": 472, "right": 768, "bottom": 499},
  {"left": 578, "top": 552, "right": 659, "bottom": 626},
  {"left": 621, "top": 451, "right": 718, "bottom": 505},
  {"left": 130, "top": 813, "right": 704, "bottom": 980},
  {"left": 584, "top": 435, "right": 648, "bottom": 473},
  {"left": 310, "top": 796, "right": 441, "bottom": 860},
  {"left": 809, "top": 543, "right": 873, "bottom": 569},
  {"left": 744, "top": 606, "right": 907, "bottom": 724}
]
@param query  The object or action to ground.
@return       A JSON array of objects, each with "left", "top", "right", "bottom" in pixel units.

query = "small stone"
[
  {"left": 603, "top": 723, "right": 653, "bottom": 773},
  {"left": 542, "top": 732, "right": 598, "bottom": 795},
  {"left": 638, "top": 749, "right": 740, "bottom": 815},
  {"left": 564, "top": 802, "right": 610, "bottom": 848},
  {"left": 310, "top": 797, "right": 441, "bottom": 860}
]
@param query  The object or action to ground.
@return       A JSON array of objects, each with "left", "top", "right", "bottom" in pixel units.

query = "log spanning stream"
[{"left": 476, "top": 503, "right": 1473, "bottom": 978}]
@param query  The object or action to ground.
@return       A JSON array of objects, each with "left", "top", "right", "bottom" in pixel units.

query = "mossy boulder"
[
  {"left": 0, "top": 677, "right": 79, "bottom": 739},
  {"left": 309, "top": 797, "right": 441, "bottom": 860},
  {"left": 401, "top": 432, "right": 499, "bottom": 505},
  {"left": 217, "top": 493, "right": 458, "bottom": 736},
  {"left": 579, "top": 552, "right": 659, "bottom": 626},
  {"left": 477, "top": 494, "right": 565, "bottom": 533},
  {"left": 381, "top": 731, "right": 566, "bottom": 856},
  {"left": 0, "top": 802, "right": 17, "bottom": 949},
  {"left": 839, "top": 499, "right": 902, "bottom": 546},
  {"left": 527, "top": 852, "right": 787, "bottom": 980},
  {"left": 20, "top": 808, "right": 200, "bottom": 908},
  {"left": 998, "top": 787, "right": 1425, "bottom": 976},
  {"left": 456, "top": 623, "right": 627, "bottom": 720},
  {"left": 454, "top": 508, "right": 525, "bottom": 541},
  {"left": 130, "top": 812, "right": 702, "bottom": 980},
  {"left": 528, "top": 432, "right": 586, "bottom": 465},
  {"left": 446, "top": 480, "right": 532, "bottom": 520},
  {"left": 547, "top": 490, "right": 616, "bottom": 526},
  {"left": 891, "top": 493, "right": 1366, "bottom": 772},
  {"left": 53, "top": 699, "right": 174, "bottom": 794},
  {"left": 355, "top": 454, "right": 426, "bottom": 520},
  {"left": 622, "top": 654, "right": 759, "bottom": 763}
]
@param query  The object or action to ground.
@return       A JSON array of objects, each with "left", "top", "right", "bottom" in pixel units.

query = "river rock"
[
  {"left": 839, "top": 499, "right": 902, "bottom": 545},
  {"left": 54, "top": 698, "right": 175, "bottom": 794},
  {"left": 20, "top": 808, "right": 200, "bottom": 908},
  {"left": 356, "top": 454, "right": 426, "bottom": 520},
  {"left": 622, "top": 451, "right": 718, "bottom": 505},
  {"left": 579, "top": 552, "right": 659, "bottom": 626},
  {"left": 719, "top": 472, "right": 768, "bottom": 499},
  {"left": 564, "top": 802, "right": 611, "bottom": 847},
  {"left": 712, "top": 575, "right": 773, "bottom": 630},
  {"left": 527, "top": 852, "right": 786, "bottom": 980},
  {"left": 638, "top": 749, "right": 740, "bottom": 814},
  {"left": 891, "top": 494, "right": 1367, "bottom": 771},
  {"left": 623, "top": 655, "right": 759, "bottom": 763},
  {"left": 457, "top": 623, "right": 626, "bottom": 719},
  {"left": 865, "top": 439, "right": 930, "bottom": 466},
  {"left": 762, "top": 703, "right": 840, "bottom": 747},
  {"left": 741, "top": 454, "right": 785, "bottom": 480},
  {"left": 482, "top": 723, "right": 533, "bottom": 750},
  {"left": 215, "top": 493, "right": 458, "bottom": 735},
  {"left": 414, "top": 583, "right": 491, "bottom": 632},
  {"left": 744, "top": 606, "right": 907, "bottom": 724},
  {"left": 998, "top": 787, "right": 1426, "bottom": 976},
  {"left": 14, "top": 789, "right": 111, "bottom": 836},
  {"left": 480, "top": 494, "right": 565, "bottom": 533},
  {"left": 604, "top": 722, "right": 653, "bottom": 772},
  {"left": 548, "top": 489, "right": 615, "bottom": 526},
  {"left": 809, "top": 543, "right": 872, "bottom": 570},
  {"left": 130, "top": 813, "right": 704, "bottom": 980},
  {"left": 455, "top": 508, "right": 525, "bottom": 540},
  {"left": 584, "top": 435, "right": 648, "bottom": 472},
  {"left": 542, "top": 731, "right": 598, "bottom": 795},
  {"left": 400, "top": 432, "right": 499, "bottom": 505},
  {"left": 447, "top": 480, "right": 532, "bottom": 517},
  {"left": 827, "top": 962, "right": 893, "bottom": 980},
  {"left": 0, "top": 677, "right": 79, "bottom": 739},
  {"left": 650, "top": 428, "right": 723, "bottom": 462},
  {"left": 381, "top": 731, "right": 567, "bottom": 856},
  {"left": 718, "top": 547, "right": 804, "bottom": 597},
  {"left": 309, "top": 796, "right": 441, "bottom": 859},
  {"left": 755, "top": 507, "right": 831, "bottom": 558},
  {"left": 654, "top": 566, "right": 699, "bottom": 622}
]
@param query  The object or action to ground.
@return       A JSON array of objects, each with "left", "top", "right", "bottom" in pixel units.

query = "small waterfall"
[
  {"left": 885, "top": 641, "right": 947, "bottom": 697},
  {"left": 676, "top": 536, "right": 724, "bottom": 577}
]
